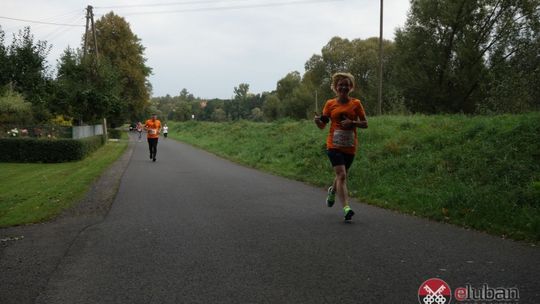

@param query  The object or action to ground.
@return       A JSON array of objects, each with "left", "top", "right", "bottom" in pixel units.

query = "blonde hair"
[{"left": 331, "top": 72, "right": 355, "bottom": 94}]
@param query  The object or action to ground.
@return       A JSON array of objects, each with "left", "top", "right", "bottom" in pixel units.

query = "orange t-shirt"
[
  {"left": 145, "top": 119, "right": 162, "bottom": 139},
  {"left": 322, "top": 97, "right": 366, "bottom": 155}
]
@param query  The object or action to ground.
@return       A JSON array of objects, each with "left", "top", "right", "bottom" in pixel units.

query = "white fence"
[{"left": 72, "top": 124, "right": 104, "bottom": 139}]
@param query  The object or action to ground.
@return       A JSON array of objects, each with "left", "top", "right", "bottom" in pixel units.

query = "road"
[{"left": 18, "top": 134, "right": 540, "bottom": 303}]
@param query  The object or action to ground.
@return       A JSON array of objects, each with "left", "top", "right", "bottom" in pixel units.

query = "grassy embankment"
[
  {"left": 168, "top": 113, "right": 540, "bottom": 242},
  {"left": 0, "top": 136, "right": 127, "bottom": 227}
]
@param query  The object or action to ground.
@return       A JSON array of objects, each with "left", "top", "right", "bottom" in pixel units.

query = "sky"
[{"left": 1, "top": 0, "right": 410, "bottom": 99}]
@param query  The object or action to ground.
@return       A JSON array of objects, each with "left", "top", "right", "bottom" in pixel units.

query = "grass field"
[
  {"left": 0, "top": 137, "right": 127, "bottom": 227},
  {"left": 168, "top": 113, "right": 540, "bottom": 242}
]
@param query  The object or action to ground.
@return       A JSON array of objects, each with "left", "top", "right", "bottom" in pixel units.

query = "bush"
[
  {"left": 108, "top": 129, "right": 122, "bottom": 139},
  {"left": 0, "top": 135, "right": 105, "bottom": 163}
]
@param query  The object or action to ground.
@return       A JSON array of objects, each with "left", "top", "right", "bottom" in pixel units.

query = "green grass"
[
  {"left": 0, "top": 137, "right": 127, "bottom": 227},
  {"left": 168, "top": 113, "right": 540, "bottom": 242}
]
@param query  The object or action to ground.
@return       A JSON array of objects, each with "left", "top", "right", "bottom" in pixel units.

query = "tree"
[
  {"left": 275, "top": 71, "right": 311, "bottom": 118},
  {"left": 276, "top": 71, "right": 301, "bottom": 101},
  {"left": 0, "top": 89, "right": 33, "bottom": 126},
  {"left": 232, "top": 83, "right": 250, "bottom": 120},
  {"left": 262, "top": 94, "right": 282, "bottom": 121},
  {"left": 211, "top": 108, "right": 227, "bottom": 122},
  {"left": 0, "top": 27, "right": 9, "bottom": 95},
  {"left": 55, "top": 48, "right": 122, "bottom": 124},
  {"left": 302, "top": 37, "right": 396, "bottom": 115},
  {"left": 179, "top": 88, "right": 195, "bottom": 102},
  {"left": 93, "top": 12, "right": 152, "bottom": 122},
  {"left": 393, "top": 0, "right": 540, "bottom": 113},
  {"left": 2, "top": 27, "right": 53, "bottom": 122},
  {"left": 250, "top": 107, "right": 263, "bottom": 122}
]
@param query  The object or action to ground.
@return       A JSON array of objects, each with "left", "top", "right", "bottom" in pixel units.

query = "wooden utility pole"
[
  {"left": 83, "top": 6, "right": 90, "bottom": 55},
  {"left": 315, "top": 90, "right": 318, "bottom": 114},
  {"left": 377, "top": 0, "right": 384, "bottom": 115},
  {"left": 89, "top": 6, "right": 99, "bottom": 60},
  {"left": 83, "top": 5, "right": 106, "bottom": 137},
  {"left": 83, "top": 5, "right": 98, "bottom": 62}
]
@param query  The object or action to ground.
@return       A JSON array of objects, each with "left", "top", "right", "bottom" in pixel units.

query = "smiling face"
[
  {"left": 336, "top": 78, "right": 352, "bottom": 98},
  {"left": 331, "top": 73, "right": 355, "bottom": 99},
  {"left": 335, "top": 78, "right": 353, "bottom": 100}
]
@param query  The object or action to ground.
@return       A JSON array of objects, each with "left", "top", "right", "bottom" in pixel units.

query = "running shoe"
[
  {"left": 326, "top": 186, "right": 336, "bottom": 207},
  {"left": 344, "top": 206, "right": 355, "bottom": 221}
]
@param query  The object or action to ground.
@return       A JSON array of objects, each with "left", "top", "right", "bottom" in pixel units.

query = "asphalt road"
[{"left": 9, "top": 134, "right": 540, "bottom": 303}]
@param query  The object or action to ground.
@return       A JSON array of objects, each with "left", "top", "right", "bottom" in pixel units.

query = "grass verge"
[
  {"left": 168, "top": 113, "right": 540, "bottom": 242},
  {"left": 0, "top": 137, "right": 128, "bottom": 227}
]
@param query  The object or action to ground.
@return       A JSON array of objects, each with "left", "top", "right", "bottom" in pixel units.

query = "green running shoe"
[
  {"left": 326, "top": 186, "right": 336, "bottom": 207},
  {"left": 344, "top": 206, "right": 355, "bottom": 221}
]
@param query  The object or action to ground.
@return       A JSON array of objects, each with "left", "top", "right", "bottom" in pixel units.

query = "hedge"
[{"left": 0, "top": 135, "right": 106, "bottom": 163}]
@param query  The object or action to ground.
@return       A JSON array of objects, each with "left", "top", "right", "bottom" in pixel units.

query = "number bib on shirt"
[
  {"left": 149, "top": 129, "right": 157, "bottom": 135},
  {"left": 332, "top": 130, "right": 354, "bottom": 147}
]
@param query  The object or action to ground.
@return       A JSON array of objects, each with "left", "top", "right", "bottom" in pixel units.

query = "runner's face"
[{"left": 336, "top": 79, "right": 352, "bottom": 98}]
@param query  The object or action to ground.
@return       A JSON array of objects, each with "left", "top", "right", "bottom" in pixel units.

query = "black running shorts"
[{"left": 327, "top": 149, "right": 355, "bottom": 170}]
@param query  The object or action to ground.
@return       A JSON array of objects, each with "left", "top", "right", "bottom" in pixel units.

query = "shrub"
[
  {"left": 0, "top": 135, "right": 105, "bottom": 163},
  {"left": 108, "top": 129, "right": 122, "bottom": 139}
]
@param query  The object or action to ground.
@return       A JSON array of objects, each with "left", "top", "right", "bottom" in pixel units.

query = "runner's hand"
[
  {"left": 314, "top": 115, "right": 326, "bottom": 129},
  {"left": 340, "top": 118, "right": 353, "bottom": 129}
]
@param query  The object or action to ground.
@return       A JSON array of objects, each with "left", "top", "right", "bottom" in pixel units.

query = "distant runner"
[
  {"left": 136, "top": 121, "right": 143, "bottom": 142},
  {"left": 314, "top": 72, "right": 368, "bottom": 221},
  {"left": 144, "top": 113, "right": 162, "bottom": 162},
  {"left": 162, "top": 123, "right": 169, "bottom": 138}
]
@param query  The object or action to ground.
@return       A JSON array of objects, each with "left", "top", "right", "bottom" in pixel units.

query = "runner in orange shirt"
[
  {"left": 144, "top": 113, "right": 162, "bottom": 162},
  {"left": 314, "top": 72, "right": 368, "bottom": 221}
]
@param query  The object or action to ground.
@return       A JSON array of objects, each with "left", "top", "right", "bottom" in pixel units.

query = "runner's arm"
[
  {"left": 354, "top": 102, "right": 368, "bottom": 129},
  {"left": 314, "top": 115, "right": 328, "bottom": 129},
  {"left": 354, "top": 120, "right": 368, "bottom": 128}
]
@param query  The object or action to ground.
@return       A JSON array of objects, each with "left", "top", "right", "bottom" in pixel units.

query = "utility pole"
[
  {"left": 83, "top": 6, "right": 90, "bottom": 55},
  {"left": 90, "top": 5, "right": 99, "bottom": 61},
  {"left": 377, "top": 0, "right": 384, "bottom": 115},
  {"left": 83, "top": 5, "right": 106, "bottom": 137},
  {"left": 315, "top": 90, "right": 318, "bottom": 114},
  {"left": 83, "top": 5, "right": 99, "bottom": 62}
]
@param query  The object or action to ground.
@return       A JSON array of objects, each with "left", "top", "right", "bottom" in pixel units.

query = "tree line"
[
  {"left": 1, "top": 0, "right": 539, "bottom": 130},
  {"left": 153, "top": 0, "right": 539, "bottom": 122}
]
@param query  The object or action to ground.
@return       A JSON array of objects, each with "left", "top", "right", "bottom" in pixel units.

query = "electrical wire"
[
  {"left": 0, "top": 16, "right": 84, "bottom": 27},
  {"left": 94, "top": 0, "right": 251, "bottom": 9},
  {"left": 93, "top": 0, "right": 344, "bottom": 16},
  {"left": 42, "top": 15, "right": 85, "bottom": 42}
]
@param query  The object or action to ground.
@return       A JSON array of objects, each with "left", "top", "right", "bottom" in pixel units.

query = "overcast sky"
[{"left": 1, "top": 0, "right": 410, "bottom": 99}]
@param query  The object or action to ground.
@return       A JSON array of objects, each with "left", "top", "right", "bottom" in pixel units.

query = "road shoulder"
[{"left": 0, "top": 137, "right": 134, "bottom": 304}]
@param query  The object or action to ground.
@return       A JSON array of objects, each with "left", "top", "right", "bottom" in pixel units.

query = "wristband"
[{"left": 320, "top": 116, "right": 329, "bottom": 123}]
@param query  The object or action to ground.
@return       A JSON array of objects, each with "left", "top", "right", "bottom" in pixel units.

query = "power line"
[
  {"left": 102, "top": 0, "right": 343, "bottom": 16},
  {"left": 1, "top": 10, "right": 83, "bottom": 33},
  {"left": 38, "top": 9, "right": 85, "bottom": 23},
  {"left": 95, "top": 0, "right": 250, "bottom": 9},
  {"left": 42, "top": 15, "right": 85, "bottom": 42},
  {"left": 0, "top": 16, "right": 84, "bottom": 27}
]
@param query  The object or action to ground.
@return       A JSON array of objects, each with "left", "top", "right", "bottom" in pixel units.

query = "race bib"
[
  {"left": 149, "top": 129, "right": 157, "bottom": 135},
  {"left": 332, "top": 130, "right": 354, "bottom": 147}
]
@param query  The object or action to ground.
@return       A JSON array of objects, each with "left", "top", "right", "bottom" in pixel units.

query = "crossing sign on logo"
[{"left": 418, "top": 278, "right": 452, "bottom": 304}]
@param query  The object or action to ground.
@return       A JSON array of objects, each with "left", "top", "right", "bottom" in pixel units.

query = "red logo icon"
[{"left": 418, "top": 278, "right": 452, "bottom": 304}]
